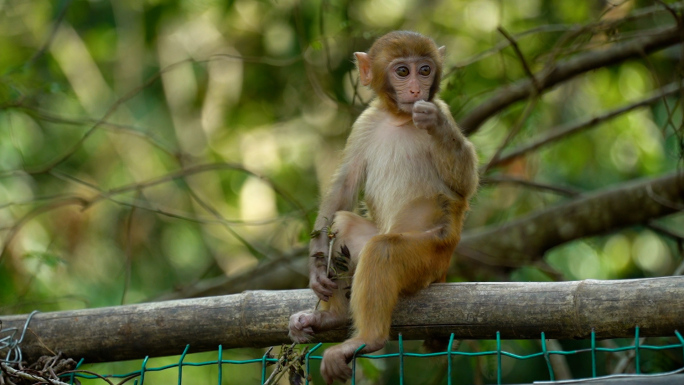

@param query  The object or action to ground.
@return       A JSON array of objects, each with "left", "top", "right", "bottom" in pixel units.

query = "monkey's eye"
[
  {"left": 419, "top": 65, "right": 431, "bottom": 76},
  {"left": 395, "top": 66, "right": 409, "bottom": 77}
]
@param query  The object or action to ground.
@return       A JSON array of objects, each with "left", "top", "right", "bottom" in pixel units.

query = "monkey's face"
[{"left": 388, "top": 57, "right": 437, "bottom": 113}]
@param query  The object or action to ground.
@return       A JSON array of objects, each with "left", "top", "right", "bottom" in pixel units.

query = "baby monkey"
[{"left": 289, "top": 31, "right": 478, "bottom": 383}]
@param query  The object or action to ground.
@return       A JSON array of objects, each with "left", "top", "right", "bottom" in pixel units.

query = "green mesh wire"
[{"left": 58, "top": 327, "right": 684, "bottom": 385}]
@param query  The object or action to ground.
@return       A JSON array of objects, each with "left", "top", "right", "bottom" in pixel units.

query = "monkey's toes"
[
  {"left": 288, "top": 329, "right": 313, "bottom": 344},
  {"left": 321, "top": 348, "right": 353, "bottom": 384},
  {"left": 288, "top": 312, "right": 316, "bottom": 343}
]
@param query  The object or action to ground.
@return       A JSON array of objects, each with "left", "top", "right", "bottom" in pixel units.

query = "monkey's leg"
[
  {"left": 289, "top": 211, "right": 377, "bottom": 343},
  {"left": 320, "top": 227, "right": 457, "bottom": 383}
]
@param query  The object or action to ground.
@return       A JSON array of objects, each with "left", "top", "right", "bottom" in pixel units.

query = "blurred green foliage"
[{"left": 1, "top": 0, "right": 683, "bottom": 383}]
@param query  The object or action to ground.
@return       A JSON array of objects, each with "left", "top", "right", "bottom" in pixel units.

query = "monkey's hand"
[
  {"left": 321, "top": 338, "right": 385, "bottom": 384},
  {"left": 412, "top": 100, "right": 443, "bottom": 134},
  {"left": 309, "top": 235, "right": 338, "bottom": 302}
]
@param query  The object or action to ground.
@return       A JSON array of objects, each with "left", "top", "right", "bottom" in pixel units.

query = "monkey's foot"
[
  {"left": 320, "top": 338, "right": 384, "bottom": 384},
  {"left": 288, "top": 311, "right": 319, "bottom": 343}
]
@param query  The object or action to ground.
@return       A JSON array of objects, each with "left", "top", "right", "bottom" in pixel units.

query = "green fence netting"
[{"left": 25, "top": 328, "right": 681, "bottom": 385}]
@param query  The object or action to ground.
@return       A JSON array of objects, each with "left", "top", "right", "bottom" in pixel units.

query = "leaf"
[
  {"left": 339, "top": 244, "right": 350, "bottom": 259},
  {"left": 334, "top": 256, "right": 349, "bottom": 272}
]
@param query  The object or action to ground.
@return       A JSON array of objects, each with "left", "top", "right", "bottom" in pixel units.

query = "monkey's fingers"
[
  {"left": 412, "top": 100, "right": 439, "bottom": 128},
  {"left": 311, "top": 276, "right": 338, "bottom": 300},
  {"left": 318, "top": 275, "right": 338, "bottom": 289},
  {"left": 412, "top": 100, "right": 436, "bottom": 113},
  {"left": 311, "top": 284, "right": 331, "bottom": 300}
]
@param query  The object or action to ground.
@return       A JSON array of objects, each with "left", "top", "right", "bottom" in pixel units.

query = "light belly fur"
[{"left": 362, "top": 125, "right": 449, "bottom": 233}]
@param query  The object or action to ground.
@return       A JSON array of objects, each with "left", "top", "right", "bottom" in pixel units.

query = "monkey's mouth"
[{"left": 398, "top": 102, "right": 415, "bottom": 113}]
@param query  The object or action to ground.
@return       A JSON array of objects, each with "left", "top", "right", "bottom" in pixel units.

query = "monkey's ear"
[
  {"left": 354, "top": 52, "right": 372, "bottom": 86},
  {"left": 438, "top": 46, "right": 446, "bottom": 59}
]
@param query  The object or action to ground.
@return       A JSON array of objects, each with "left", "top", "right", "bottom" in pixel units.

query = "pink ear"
[{"left": 354, "top": 52, "right": 372, "bottom": 86}]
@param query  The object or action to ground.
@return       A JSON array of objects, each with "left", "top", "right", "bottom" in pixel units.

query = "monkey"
[{"left": 289, "top": 31, "right": 479, "bottom": 384}]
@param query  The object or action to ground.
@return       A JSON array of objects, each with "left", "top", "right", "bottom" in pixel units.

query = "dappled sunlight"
[
  {"left": 16, "top": 222, "right": 50, "bottom": 266},
  {"left": 354, "top": 0, "right": 410, "bottom": 27},
  {"left": 264, "top": 22, "right": 296, "bottom": 57},
  {"left": 161, "top": 223, "right": 205, "bottom": 273},
  {"left": 618, "top": 62, "right": 652, "bottom": 100},
  {"left": 158, "top": 28, "right": 205, "bottom": 155},
  {"left": 239, "top": 177, "right": 277, "bottom": 225},
  {"left": 603, "top": 234, "right": 632, "bottom": 274},
  {"left": 557, "top": 241, "right": 607, "bottom": 280},
  {"left": 547, "top": 239, "right": 634, "bottom": 280},
  {"left": 610, "top": 134, "right": 640, "bottom": 172},
  {"left": 240, "top": 129, "right": 282, "bottom": 173},
  {"left": 50, "top": 24, "right": 114, "bottom": 117},
  {"left": 465, "top": 0, "right": 500, "bottom": 33},
  {"left": 234, "top": 0, "right": 268, "bottom": 32},
  {"left": 632, "top": 230, "right": 673, "bottom": 276}
]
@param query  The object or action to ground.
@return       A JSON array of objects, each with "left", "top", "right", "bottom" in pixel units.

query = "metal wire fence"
[{"left": 45, "top": 327, "right": 684, "bottom": 385}]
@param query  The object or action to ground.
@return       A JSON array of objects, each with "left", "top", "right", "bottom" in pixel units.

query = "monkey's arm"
[
  {"left": 309, "top": 125, "right": 368, "bottom": 301},
  {"left": 413, "top": 99, "right": 479, "bottom": 199}
]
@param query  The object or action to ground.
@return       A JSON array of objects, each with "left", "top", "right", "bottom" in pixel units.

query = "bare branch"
[
  {"left": 4, "top": 52, "right": 302, "bottom": 177},
  {"left": 459, "top": 27, "right": 684, "bottom": 134},
  {"left": 497, "top": 26, "right": 540, "bottom": 92},
  {"left": 481, "top": 176, "right": 582, "bottom": 196},
  {"left": 455, "top": 172, "right": 684, "bottom": 268},
  {"left": 449, "top": 2, "right": 684, "bottom": 71},
  {"left": 449, "top": 24, "right": 581, "bottom": 70},
  {"left": 72, "top": 162, "right": 307, "bottom": 221},
  {"left": 209, "top": 53, "right": 301, "bottom": 67},
  {"left": 490, "top": 82, "right": 683, "bottom": 168},
  {"left": 15, "top": 106, "right": 178, "bottom": 159},
  {"left": 482, "top": 96, "right": 539, "bottom": 173},
  {"left": 23, "top": 0, "right": 73, "bottom": 69},
  {"left": 14, "top": 59, "right": 196, "bottom": 176}
]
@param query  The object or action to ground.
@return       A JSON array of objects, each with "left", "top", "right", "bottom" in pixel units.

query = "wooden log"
[{"left": 1, "top": 277, "right": 683, "bottom": 364}]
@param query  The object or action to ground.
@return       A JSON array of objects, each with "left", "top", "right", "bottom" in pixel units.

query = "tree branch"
[
  {"left": 489, "top": 82, "right": 683, "bottom": 169},
  {"left": 459, "top": 27, "right": 684, "bottom": 134},
  {"left": 480, "top": 176, "right": 582, "bottom": 196},
  {"left": 496, "top": 26, "right": 540, "bottom": 92},
  {"left": 455, "top": 172, "right": 684, "bottom": 269},
  {"left": 2, "top": 277, "right": 683, "bottom": 364}
]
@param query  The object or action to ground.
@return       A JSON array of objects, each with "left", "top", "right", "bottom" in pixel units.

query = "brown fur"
[{"left": 288, "top": 31, "right": 478, "bottom": 384}]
